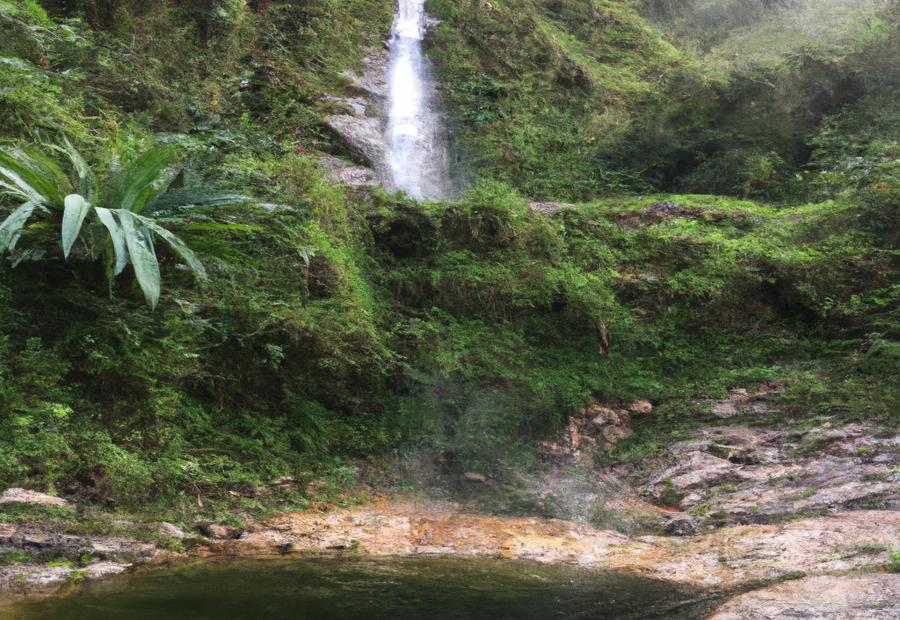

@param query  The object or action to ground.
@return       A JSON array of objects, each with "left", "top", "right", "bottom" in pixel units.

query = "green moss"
[
  {"left": 0, "top": 549, "right": 31, "bottom": 565},
  {"left": 889, "top": 551, "right": 900, "bottom": 573}
]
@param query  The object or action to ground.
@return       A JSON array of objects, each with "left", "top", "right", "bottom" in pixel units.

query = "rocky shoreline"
[
  {"left": 2, "top": 499, "right": 897, "bottom": 617},
  {"left": 2, "top": 389, "right": 898, "bottom": 618}
]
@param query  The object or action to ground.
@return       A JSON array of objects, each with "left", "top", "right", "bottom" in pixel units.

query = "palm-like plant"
[{"left": 0, "top": 139, "right": 247, "bottom": 308}]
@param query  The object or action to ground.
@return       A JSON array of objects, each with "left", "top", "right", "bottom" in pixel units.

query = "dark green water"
[{"left": 3, "top": 557, "right": 719, "bottom": 619}]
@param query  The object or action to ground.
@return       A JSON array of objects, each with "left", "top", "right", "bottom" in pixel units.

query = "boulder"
[
  {"left": 317, "top": 154, "right": 376, "bottom": 187},
  {"left": 0, "top": 488, "right": 69, "bottom": 508},
  {"left": 159, "top": 522, "right": 186, "bottom": 539},
  {"left": 325, "top": 114, "right": 385, "bottom": 167}
]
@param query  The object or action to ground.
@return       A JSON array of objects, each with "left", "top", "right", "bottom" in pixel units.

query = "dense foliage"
[
  {"left": 0, "top": 0, "right": 895, "bottom": 518},
  {"left": 429, "top": 0, "right": 899, "bottom": 202}
]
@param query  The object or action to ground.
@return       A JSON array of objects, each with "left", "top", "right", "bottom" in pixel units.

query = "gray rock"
[
  {"left": 0, "top": 488, "right": 69, "bottom": 508},
  {"left": 709, "top": 574, "right": 900, "bottom": 619},
  {"left": 639, "top": 421, "right": 900, "bottom": 525},
  {"left": 317, "top": 154, "right": 377, "bottom": 187},
  {"left": 528, "top": 202, "right": 573, "bottom": 213},
  {"left": 664, "top": 515, "right": 700, "bottom": 536},
  {"left": 159, "top": 522, "right": 186, "bottom": 539},
  {"left": 325, "top": 114, "right": 385, "bottom": 167}
]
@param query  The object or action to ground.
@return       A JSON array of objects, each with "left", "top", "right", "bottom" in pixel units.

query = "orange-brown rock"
[{"left": 203, "top": 502, "right": 898, "bottom": 590}]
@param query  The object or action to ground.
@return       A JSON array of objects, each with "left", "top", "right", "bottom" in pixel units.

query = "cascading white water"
[{"left": 383, "top": 0, "right": 452, "bottom": 201}]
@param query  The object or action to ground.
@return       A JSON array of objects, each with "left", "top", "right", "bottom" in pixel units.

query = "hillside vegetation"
[{"left": 0, "top": 0, "right": 896, "bottom": 522}]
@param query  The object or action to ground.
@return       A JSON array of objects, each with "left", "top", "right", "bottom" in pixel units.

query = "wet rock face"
[
  {"left": 708, "top": 574, "right": 900, "bottom": 619},
  {"left": 637, "top": 420, "right": 899, "bottom": 526},
  {"left": 326, "top": 114, "right": 385, "bottom": 167},
  {"left": 323, "top": 49, "right": 388, "bottom": 169}
]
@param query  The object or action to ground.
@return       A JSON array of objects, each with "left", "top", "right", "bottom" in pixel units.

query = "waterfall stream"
[{"left": 383, "top": 0, "right": 452, "bottom": 201}]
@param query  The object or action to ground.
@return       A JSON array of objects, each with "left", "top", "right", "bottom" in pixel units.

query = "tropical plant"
[{"left": 0, "top": 138, "right": 248, "bottom": 308}]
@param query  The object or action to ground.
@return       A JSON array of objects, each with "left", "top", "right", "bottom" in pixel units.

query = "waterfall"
[{"left": 383, "top": 0, "right": 452, "bottom": 201}]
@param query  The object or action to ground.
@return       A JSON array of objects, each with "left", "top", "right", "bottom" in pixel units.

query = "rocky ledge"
[
  {"left": 1, "top": 494, "right": 897, "bottom": 616},
  {"left": 201, "top": 503, "right": 897, "bottom": 590},
  {"left": 709, "top": 574, "right": 900, "bottom": 619}
]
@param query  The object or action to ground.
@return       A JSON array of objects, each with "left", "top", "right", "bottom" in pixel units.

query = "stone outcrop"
[
  {"left": 0, "top": 561, "right": 132, "bottom": 594},
  {"left": 159, "top": 522, "right": 186, "bottom": 539},
  {"left": 198, "top": 503, "right": 897, "bottom": 590},
  {"left": 0, "top": 489, "right": 69, "bottom": 508},
  {"left": 317, "top": 154, "right": 376, "bottom": 187},
  {"left": 0, "top": 522, "right": 158, "bottom": 562},
  {"left": 0, "top": 520, "right": 158, "bottom": 595},
  {"left": 708, "top": 574, "right": 900, "bottom": 619},
  {"left": 323, "top": 49, "right": 388, "bottom": 169},
  {"left": 637, "top": 420, "right": 899, "bottom": 525},
  {"left": 707, "top": 383, "right": 784, "bottom": 418},
  {"left": 528, "top": 202, "right": 573, "bottom": 213},
  {"left": 542, "top": 398, "right": 652, "bottom": 461}
]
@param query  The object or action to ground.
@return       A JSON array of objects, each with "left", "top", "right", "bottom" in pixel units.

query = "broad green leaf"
[
  {"left": 0, "top": 200, "right": 38, "bottom": 253},
  {"left": 55, "top": 137, "right": 95, "bottom": 201},
  {"left": 107, "top": 145, "right": 177, "bottom": 214},
  {"left": 95, "top": 207, "right": 128, "bottom": 275},
  {"left": 0, "top": 147, "right": 70, "bottom": 207},
  {"left": 61, "top": 194, "right": 91, "bottom": 258},
  {"left": 0, "top": 158, "right": 42, "bottom": 202},
  {"left": 132, "top": 213, "right": 207, "bottom": 280},
  {"left": 118, "top": 210, "right": 161, "bottom": 309}
]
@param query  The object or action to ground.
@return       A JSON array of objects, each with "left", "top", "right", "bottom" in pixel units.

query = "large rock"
[
  {"left": 0, "top": 488, "right": 69, "bottom": 508},
  {"left": 0, "top": 561, "right": 130, "bottom": 594},
  {"left": 0, "top": 523, "right": 157, "bottom": 561},
  {"left": 709, "top": 574, "right": 900, "bottom": 619},
  {"left": 708, "top": 384, "right": 783, "bottom": 418},
  {"left": 638, "top": 421, "right": 899, "bottom": 522},
  {"left": 317, "top": 154, "right": 376, "bottom": 187},
  {"left": 325, "top": 114, "right": 385, "bottom": 167},
  {"left": 340, "top": 49, "right": 388, "bottom": 98},
  {"left": 159, "top": 522, "right": 186, "bottom": 540},
  {"left": 645, "top": 451, "right": 747, "bottom": 505},
  {"left": 324, "top": 48, "right": 388, "bottom": 168}
]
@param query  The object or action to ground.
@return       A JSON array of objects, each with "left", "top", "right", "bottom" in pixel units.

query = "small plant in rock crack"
[
  {"left": 889, "top": 551, "right": 900, "bottom": 573},
  {"left": 0, "top": 138, "right": 250, "bottom": 308},
  {"left": 794, "top": 486, "right": 817, "bottom": 500}
]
